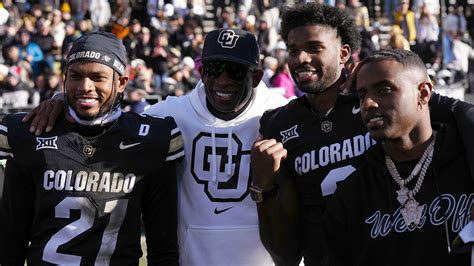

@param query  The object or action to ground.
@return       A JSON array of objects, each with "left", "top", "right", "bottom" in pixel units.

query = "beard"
[{"left": 292, "top": 65, "right": 340, "bottom": 94}]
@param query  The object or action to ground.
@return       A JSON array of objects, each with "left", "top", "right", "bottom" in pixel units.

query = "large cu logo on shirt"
[{"left": 191, "top": 132, "right": 251, "bottom": 202}]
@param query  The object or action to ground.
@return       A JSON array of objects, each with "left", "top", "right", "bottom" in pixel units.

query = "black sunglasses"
[{"left": 202, "top": 60, "right": 254, "bottom": 81}]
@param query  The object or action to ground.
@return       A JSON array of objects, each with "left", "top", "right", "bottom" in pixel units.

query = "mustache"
[{"left": 292, "top": 63, "right": 318, "bottom": 73}]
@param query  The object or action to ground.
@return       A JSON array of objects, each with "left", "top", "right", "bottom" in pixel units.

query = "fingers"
[
  {"left": 251, "top": 138, "right": 287, "bottom": 187},
  {"left": 30, "top": 103, "right": 51, "bottom": 135},
  {"left": 47, "top": 100, "right": 66, "bottom": 132},
  {"left": 26, "top": 104, "right": 46, "bottom": 133},
  {"left": 275, "top": 146, "right": 288, "bottom": 161},
  {"left": 21, "top": 107, "right": 38, "bottom": 122},
  {"left": 24, "top": 99, "right": 64, "bottom": 135},
  {"left": 341, "top": 62, "right": 362, "bottom": 94},
  {"left": 254, "top": 139, "right": 286, "bottom": 161},
  {"left": 253, "top": 138, "right": 277, "bottom": 152}
]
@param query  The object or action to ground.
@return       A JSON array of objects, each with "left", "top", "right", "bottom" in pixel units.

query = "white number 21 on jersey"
[{"left": 43, "top": 197, "right": 128, "bottom": 265}]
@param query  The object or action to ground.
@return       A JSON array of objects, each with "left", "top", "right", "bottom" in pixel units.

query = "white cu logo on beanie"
[{"left": 217, "top": 30, "right": 240, "bottom": 49}]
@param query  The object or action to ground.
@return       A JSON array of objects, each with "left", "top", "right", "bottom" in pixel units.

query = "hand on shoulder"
[{"left": 22, "top": 93, "right": 66, "bottom": 135}]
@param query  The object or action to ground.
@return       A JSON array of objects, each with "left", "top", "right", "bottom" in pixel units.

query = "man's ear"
[
  {"left": 117, "top": 75, "right": 129, "bottom": 93},
  {"left": 418, "top": 81, "right": 433, "bottom": 105},
  {"left": 252, "top": 69, "right": 264, "bottom": 88},
  {"left": 340, "top": 44, "right": 351, "bottom": 64}
]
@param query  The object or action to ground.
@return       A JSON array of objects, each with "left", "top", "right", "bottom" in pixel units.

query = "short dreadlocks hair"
[{"left": 280, "top": 3, "right": 361, "bottom": 52}]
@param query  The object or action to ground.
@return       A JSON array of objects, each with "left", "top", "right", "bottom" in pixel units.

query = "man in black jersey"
[
  {"left": 324, "top": 49, "right": 474, "bottom": 266},
  {"left": 0, "top": 32, "right": 184, "bottom": 265},
  {"left": 251, "top": 4, "right": 366, "bottom": 265},
  {"left": 5, "top": 28, "right": 287, "bottom": 265},
  {"left": 250, "top": 3, "right": 474, "bottom": 265}
]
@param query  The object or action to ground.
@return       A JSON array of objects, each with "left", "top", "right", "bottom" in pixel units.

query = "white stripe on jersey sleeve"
[
  {"left": 0, "top": 151, "right": 13, "bottom": 158},
  {"left": 166, "top": 126, "right": 184, "bottom": 162},
  {"left": 166, "top": 149, "right": 184, "bottom": 162},
  {"left": 0, "top": 123, "right": 13, "bottom": 159},
  {"left": 0, "top": 125, "right": 8, "bottom": 132},
  {"left": 171, "top": 127, "right": 180, "bottom": 136}
]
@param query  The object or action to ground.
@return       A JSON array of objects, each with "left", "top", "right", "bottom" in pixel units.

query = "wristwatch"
[{"left": 249, "top": 184, "right": 279, "bottom": 203}]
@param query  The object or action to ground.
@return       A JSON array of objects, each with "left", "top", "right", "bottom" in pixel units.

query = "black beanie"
[{"left": 66, "top": 32, "right": 127, "bottom": 75}]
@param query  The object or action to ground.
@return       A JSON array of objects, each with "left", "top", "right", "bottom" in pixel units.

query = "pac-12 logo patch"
[
  {"left": 36, "top": 136, "right": 58, "bottom": 150},
  {"left": 280, "top": 125, "right": 299, "bottom": 144},
  {"left": 218, "top": 29, "right": 239, "bottom": 48}
]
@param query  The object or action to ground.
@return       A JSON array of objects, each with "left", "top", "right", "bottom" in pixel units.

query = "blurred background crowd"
[{"left": 0, "top": 0, "right": 473, "bottom": 114}]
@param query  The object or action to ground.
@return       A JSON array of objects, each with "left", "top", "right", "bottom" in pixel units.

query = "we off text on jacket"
[
  {"left": 324, "top": 123, "right": 472, "bottom": 266},
  {"left": 144, "top": 81, "right": 288, "bottom": 265}
]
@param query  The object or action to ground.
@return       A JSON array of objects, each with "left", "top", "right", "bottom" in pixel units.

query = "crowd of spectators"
[{"left": 0, "top": 0, "right": 473, "bottom": 113}]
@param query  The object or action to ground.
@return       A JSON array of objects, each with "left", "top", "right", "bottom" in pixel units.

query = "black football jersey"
[
  {"left": 259, "top": 94, "right": 375, "bottom": 262},
  {"left": 0, "top": 112, "right": 184, "bottom": 265}
]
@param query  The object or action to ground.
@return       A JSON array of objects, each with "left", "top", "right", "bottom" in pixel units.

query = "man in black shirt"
[
  {"left": 325, "top": 49, "right": 474, "bottom": 266},
  {"left": 0, "top": 32, "right": 183, "bottom": 265}
]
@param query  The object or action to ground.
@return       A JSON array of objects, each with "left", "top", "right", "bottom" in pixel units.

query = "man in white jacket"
[
  {"left": 144, "top": 28, "right": 287, "bottom": 265},
  {"left": 24, "top": 28, "right": 288, "bottom": 265}
]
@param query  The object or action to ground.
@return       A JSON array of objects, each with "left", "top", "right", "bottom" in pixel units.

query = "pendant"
[
  {"left": 396, "top": 187, "right": 409, "bottom": 205},
  {"left": 400, "top": 199, "right": 424, "bottom": 227}
]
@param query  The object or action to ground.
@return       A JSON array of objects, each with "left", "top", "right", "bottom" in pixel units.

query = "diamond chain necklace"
[{"left": 385, "top": 131, "right": 437, "bottom": 226}]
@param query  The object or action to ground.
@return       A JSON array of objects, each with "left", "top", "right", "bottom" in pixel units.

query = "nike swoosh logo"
[
  {"left": 119, "top": 141, "right": 141, "bottom": 150},
  {"left": 214, "top": 206, "right": 233, "bottom": 214},
  {"left": 352, "top": 106, "right": 361, "bottom": 114}
]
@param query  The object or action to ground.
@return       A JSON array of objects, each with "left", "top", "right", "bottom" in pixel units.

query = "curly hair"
[{"left": 280, "top": 3, "right": 361, "bottom": 51}]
